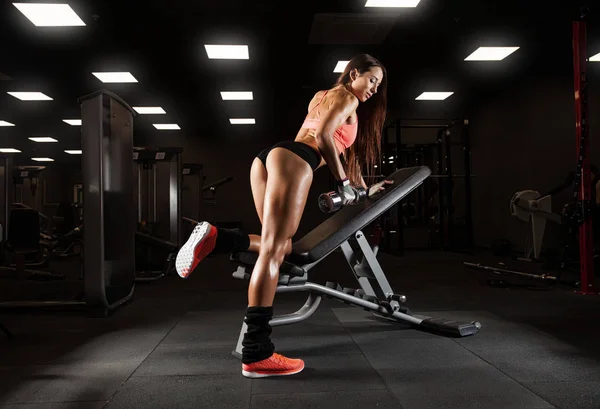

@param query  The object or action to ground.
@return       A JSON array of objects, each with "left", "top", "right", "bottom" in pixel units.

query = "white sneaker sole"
[
  {"left": 175, "top": 222, "right": 212, "bottom": 278},
  {"left": 241, "top": 365, "right": 304, "bottom": 378}
]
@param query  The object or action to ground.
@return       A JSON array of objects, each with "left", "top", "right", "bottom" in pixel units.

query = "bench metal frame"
[{"left": 231, "top": 229, "right": 481, "bottom": 359}]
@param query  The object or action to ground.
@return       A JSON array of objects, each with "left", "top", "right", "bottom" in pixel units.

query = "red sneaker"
[
  {"left": 242, "top": 353, "right": 305, "bottom": 378},
  {"left": 175, "top": 222, "right": 217, "bottom": 278}
]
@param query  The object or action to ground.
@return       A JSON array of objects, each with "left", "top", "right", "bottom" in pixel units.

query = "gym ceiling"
[{"left": 0, "top": 0, "right": 599, "bottom": 166}]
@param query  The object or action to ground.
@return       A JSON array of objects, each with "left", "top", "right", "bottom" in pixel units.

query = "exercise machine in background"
[
  {"left": 376, "top": 119, "right": 474, "bottom": 255},
  {"left": 0, "top": 90, "right": 136, "bottom": 316},
  {"left": 181, "top": 176, "right": 236, "bottom": 244},
  {"left": 202, "top": 176, "right": 235, "bottom": 223},
  {"left": 466, "top": 13, "right": 598, "bottom": 294},
  {"left": 13, "top": 166, "right": 45, "bottom": 213},
  {"left": 509, "top": 190, "right": 563, "bottom": 261},
  {"left": 181, "top": 163, "right": 204, "bottom": 222},
  {"left": 134, "top": 147, "right": 182, "bottom": 282}
]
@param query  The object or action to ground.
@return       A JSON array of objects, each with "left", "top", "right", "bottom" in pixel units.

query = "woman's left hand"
[{"left": 368, "top": 179, "right": 394, "bottom": 198}]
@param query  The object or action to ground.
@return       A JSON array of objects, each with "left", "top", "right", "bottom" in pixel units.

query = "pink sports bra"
[{"left": 301, "top": 90, "right": 358, "bottom": 153}]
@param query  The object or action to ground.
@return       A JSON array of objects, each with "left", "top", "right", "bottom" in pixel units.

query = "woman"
[{"left": 176, "top": 54, "right": 391, "bottom": 378}]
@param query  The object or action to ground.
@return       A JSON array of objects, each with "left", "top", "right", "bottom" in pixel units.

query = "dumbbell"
[{"left": 318, "top": 187, "right": 367, "bottom": 213}]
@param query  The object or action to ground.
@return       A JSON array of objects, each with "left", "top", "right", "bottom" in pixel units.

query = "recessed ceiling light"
[
  {"left": 63, "top": 119, "right": 82, "bottom": 126},
  {"left": 32, "top": 157, "right": 54, "bottom": 162},
  {"left": 8, "top": 92, "right": 52, "bottom": 101},
  {"left": 465, "top": 47, "right": 520, "bottom": 61},
  {"left": 65, "top": 150, "right": 82, "bottom": 155},
  {"left": 416, "top": 92, "right": 454, "bottom": 101},
  {"left": 133, "top": 107, "right": 166, "bottom": 114},
  {"left": 204, "top": 45, "right": 249, "bottom": 59},
  {"left": 590, "top": 53, "right": 600, "bottom": 62},
  {"left": 13, "top": 3, "right": 85, "bottom": 27},
  {"left": 220, "top": 91, "right": 253, "bottom": 100},
  {"left": 230, "top": 118, "right": 256, "bottom": 125},
  {"left": 0, "top": 121, "right": 15, "bottom": 127},
  {"left": 29, "top": 137, "right": 58, "bottom": 143},
  {"left": 0, "top": 148, "right": 21, "bottom": 153},
  {"left": 153, "top": 124, "right": 180, "bottom": 130},
  {"left": 365, "top": 0, "right": 421, "bottom": 7},
  {"left": 333, "top": 61, "right": 349, "bottom": 73},
  {"left": 92, "top": 72, "right": 138, "bottom": 83}
]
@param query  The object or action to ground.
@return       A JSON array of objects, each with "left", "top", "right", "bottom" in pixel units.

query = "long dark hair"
[{"left": 335, "top": 54, "right": 387, "bottom": 186}]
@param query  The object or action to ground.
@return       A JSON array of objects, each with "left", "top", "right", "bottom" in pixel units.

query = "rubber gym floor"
[{"left": 0, "top": 250, "right": 599, "bottom": 409}]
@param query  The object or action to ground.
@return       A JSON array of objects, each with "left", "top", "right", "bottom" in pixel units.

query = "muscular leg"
[
  {"left": 248, "top": 149, "right": 312, "bottom": 306},
  {"left": 241, "top": 148, "right": 312, "bottom": 377},
  {"left": 248, "top": 157, "right": 292, "bottom": 255},
  {"left": 248, "top": 158, "right": 267, "bottom": 253}
]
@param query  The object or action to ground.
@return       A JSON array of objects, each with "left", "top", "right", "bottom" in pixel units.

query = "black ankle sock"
[
  {"left": 213, "top": 227, "right": 250, "bottom": 254},
  {"left": 241, "top": 306, "right": 275, "bottom": 364}
]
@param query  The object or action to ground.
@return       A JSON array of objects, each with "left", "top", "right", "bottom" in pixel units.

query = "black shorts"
[{"left": 256, "top": 141, "right": 321, "bottom": 171}]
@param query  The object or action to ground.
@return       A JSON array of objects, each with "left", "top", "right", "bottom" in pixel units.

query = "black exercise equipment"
[
  {"left": 80, "top": 90, "right": 136, "bottom": 312},
  {"left": 0, "top": 207, "right": 61, "bottom": 280},
  {"left": 134, "top": 146, "right": 182, "bottom": 282},
  {"left": 201, "top": 176, "right": 234, "bottom": 224},
  {"left": 230, "top": 166, "right": 481, "bottom": 358},
  {"left": 464, "top": 262, "right": 558, "bottom": 282},
  {"left": 181, "top": 163, "right": 204, "bottom": 222},
  {"left": 13, "top": 165, "right": 45, "bottom": 212},
  {"left": 203, "top": 176, "right": 233, "bottom": 203},
  {"left": 0, "top": 90, "right": 136, "bottom": 314},
  {"left": 379, "top": 120, "right": 474, "bottom": 255},
  {"left": 0, "top": 159, "right": 51, "bottom": 278}
]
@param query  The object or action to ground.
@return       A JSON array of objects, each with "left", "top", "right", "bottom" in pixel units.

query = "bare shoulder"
[
  {"left": 307, "top": 90, "right": 326, "bottom": 111},
  {"left": 307, "top": 87, "right": 357, "bottom": 113},
  {"left": 329, "top": 87, "right": 358, "bottom": 109}
]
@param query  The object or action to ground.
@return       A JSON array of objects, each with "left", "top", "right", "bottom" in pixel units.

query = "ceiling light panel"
[
  {"left": 13, "top": 3, "right": 85, "bottom": 27},
  {"left": 365, "top": 0, "right": 421, "bottom": 7},
  {"left": 333, "top": 61, "right": 349, "bottom": 73},
  {"left": 133, "top": 107, "right": 166, "bottom": 114},
  {"left": 29, "top": 137, "right": 58, "bottom": 142},
  {"left": 230, "top": 118, "right": 255, "bottom": 125},
  {"left": 205, "top": 45, "right": 249, "bottom": 59},
  {"left": 220, "top": 92, "right": 253, "bottom": 100},
  {"left": 465, "top": 47, "right": 520, "bottom": 61},
  {"left": 416, "top": 92, "right": 454, "bottom": 100},
  {"left": 153, "top": 124, "right": 180, "bottom": 130},
  {"left": 92, "top": 72, "right": 138, "bottom": 83},
  {"left": 8, "top": 92, "right": 52, "bottom": 101}
]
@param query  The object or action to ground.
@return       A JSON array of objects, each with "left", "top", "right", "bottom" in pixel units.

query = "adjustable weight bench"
[{"left": 230, "top": 166, "right": 481, "bottom": 358}]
